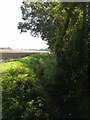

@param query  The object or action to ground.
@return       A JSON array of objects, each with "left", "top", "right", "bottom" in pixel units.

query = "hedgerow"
[{"left": 1, "top": 54, "right": 50, "bottom": 120}]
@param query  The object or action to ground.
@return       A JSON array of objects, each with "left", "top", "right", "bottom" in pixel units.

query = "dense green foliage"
[
  {"left": 1, "top": 51, "right": 89, "bottom": 119},
  {"left": 1, "top": 54, "right": 50, "bottom": 120},
  {"left": 18, "top": 1, "right": 89, "bottom": 118}
]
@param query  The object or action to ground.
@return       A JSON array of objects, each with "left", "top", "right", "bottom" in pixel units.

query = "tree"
[{"left": 18, "top": 1, "right": 89, "bottom": 118}]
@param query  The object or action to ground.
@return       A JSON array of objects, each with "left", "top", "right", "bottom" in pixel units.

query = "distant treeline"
[{"left": 0, "top": 47, "right": 12, "bottom": 50}]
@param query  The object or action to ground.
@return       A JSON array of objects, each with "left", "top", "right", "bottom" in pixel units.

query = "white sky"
[{"left": 0, "top": 0, "right": 48, "bottom": 50}]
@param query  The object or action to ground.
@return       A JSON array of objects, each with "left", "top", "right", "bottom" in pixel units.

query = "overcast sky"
[{"left": 0, "top": 0, "right": 48, "bottom": 50}]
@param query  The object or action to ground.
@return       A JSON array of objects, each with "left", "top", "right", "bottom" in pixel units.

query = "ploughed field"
[{"left": 0, "top": 50, "right": 48, "bottom": 61}]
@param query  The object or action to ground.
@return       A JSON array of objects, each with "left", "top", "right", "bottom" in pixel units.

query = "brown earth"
[{"left": 0, "top": 50, "right": 48, "bottom": 60}]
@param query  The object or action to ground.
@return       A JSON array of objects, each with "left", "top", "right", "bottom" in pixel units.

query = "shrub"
[
  {"left": 43, "top": 53, "right": 57, "bottom": 86},
  {"left": 1, "top": 54, "right": 49, "bottom": 120}
]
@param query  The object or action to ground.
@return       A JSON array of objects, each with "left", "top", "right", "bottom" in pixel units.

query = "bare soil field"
[{"left": 0, "top": 50, "right": 47, "bottom": 60}]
